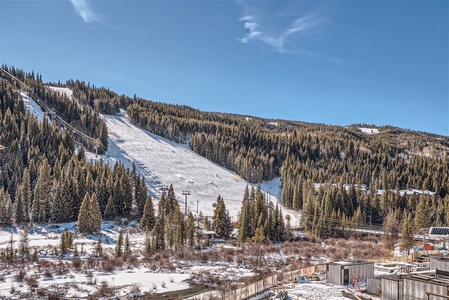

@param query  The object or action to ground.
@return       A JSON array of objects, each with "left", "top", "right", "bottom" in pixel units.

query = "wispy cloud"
[
  {"left": 238, "top": 2, "right": 326, "bottom": 53},
  {"left": 69, "top": 0, "right": 99, "bottom": 23}
]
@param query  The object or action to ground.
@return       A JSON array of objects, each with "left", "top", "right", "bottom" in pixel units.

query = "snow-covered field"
[{"left": 0, "top": 221, "right": 193, "bottom": 298}]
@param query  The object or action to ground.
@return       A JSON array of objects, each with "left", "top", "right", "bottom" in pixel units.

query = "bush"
[
  {"left": 72, "top": 259, "right": 82, "bottom": 269},
  {"left": 15, "top": 269, "right": 26, "bottom": 282},
  {"left": 101, "top": 258, "right": 115, "bottom": 272}
]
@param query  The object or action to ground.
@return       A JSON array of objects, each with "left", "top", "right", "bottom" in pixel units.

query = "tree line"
[{"left": 3, "top": 65, "right": 449, "bottom": 241}]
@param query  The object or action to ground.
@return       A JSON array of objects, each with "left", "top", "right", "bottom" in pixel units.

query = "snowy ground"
[
  {"left": 47, "top": 86, "right": 73, "bottom": 99},
  {"left": 286, "top": 282, "right": 380, "bottom": 300},
  {"left": 358, "top": 127, "right": 380, "bottom": 135},
  {"left": 0, "top": 221, "right": 194, "bottom": 298}
]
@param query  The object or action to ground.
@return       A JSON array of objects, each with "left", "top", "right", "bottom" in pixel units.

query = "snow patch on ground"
[
  {"left": 20, "top": 92, "right": 45, "bottom": 122},
  {"left": 359, "top": 127, "right": 380, "bottom": 135},
  {"left": 47, "top": 86, "right": 73, "bottom": 99}
]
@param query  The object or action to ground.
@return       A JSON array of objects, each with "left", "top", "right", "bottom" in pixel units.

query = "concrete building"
[{"left": 326, "top": 260, "right": 374, "bottom": 286}]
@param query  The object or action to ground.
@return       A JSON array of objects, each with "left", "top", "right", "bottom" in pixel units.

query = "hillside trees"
[
  {"left": 125, "top": 94, "right": 449, "bottom": 233},
  {"left": 238, "top": 186, "right": 287, "bottom": 243},
  {"left": 0, "top": 81, "right": 141, "bottom": 228}
]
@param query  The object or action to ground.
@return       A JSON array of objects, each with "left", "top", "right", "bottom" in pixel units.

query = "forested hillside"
[
  {"left": 126, "top": 98, "right": 449, "bottom": 238},
  {"left": 0, "top": 75, "right": 149, "bottom": 228},
  {"left": 1, "top": 65, "right": 449, "bottom": 240}
]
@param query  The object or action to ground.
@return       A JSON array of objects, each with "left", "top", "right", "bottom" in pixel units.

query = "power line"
[{"left": 0, "top": 67, "right": 106, "bottom": 153}]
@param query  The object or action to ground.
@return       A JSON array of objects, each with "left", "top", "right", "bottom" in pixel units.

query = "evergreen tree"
[
  {"left": 104, "top": 195, "right": 116, "bottom": 220},
  {"left": 383, "top": 209, "right": 400, "bottom": 250},
  {"left": 32, "top": 158, "right": 52, "bottom": 223},
  {"left": 116, "top": 230, "right": 123, "bottom": 257},
  {"left": 414, "top": 194, "right": 431, "bottom": 232},
  {"left": 60, "top": 230, "right": 73, "bottom": 254},
  {"left": 0, "top": 188, "right": 13, "bottom": 226},
  {"left": 18, "top": 225, "right": 29, "bottom": 261},
  {"left": 21, "top": 168, "right": 31, "bottom": 223},
  {"left": 89, "top": 193, "right": 102, "bottom": 233},
  {"left": 152, "top": 220, "right": 165, "bottom": 252},
  {"left": 135, "top": 176, "right": 147, "bottom": 217},
  {"left": 14, "top": 186, "right": 26, "bottom": 224},
  {"left": 125, "top": 232, "right": 131, "bottom": 255},
  {"left": 212, "top": 195, "right": 232, "bottom": 239},
  {"left": 78, "top": 193, "right": 91, "bottom": 234},
  {"left": 95, "top": 236, "right": 103, "bottom": 257},
  {"left": 78, "top": 192, "right": 102, "bottom": 234},
  {"left": 140, "top": 195, "right": 155, "bottom": 231},
  {"left": 144, "top": 231, "right": 152, "bottom": 254},
  {"left": 253, "top": 226, "right": 266, "bottom": 244},
  {"left": 401, "top": 213, "right": 415, "bottom": 254}
]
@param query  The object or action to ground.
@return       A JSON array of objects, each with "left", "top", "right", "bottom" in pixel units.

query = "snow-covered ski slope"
[
  {"left": 22, "top": 87, "right": 299, "bottom": 224},
  {"left": 102, "top": 114, "right": 299, "bottom": 223}
]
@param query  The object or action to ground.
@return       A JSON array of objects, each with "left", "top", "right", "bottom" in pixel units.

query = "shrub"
[
  {"left": 15, "top": 269, "right": 26, "bottom": 282},
  {"left": 72, "top": 259, "right": 82, "bottom": 269}
]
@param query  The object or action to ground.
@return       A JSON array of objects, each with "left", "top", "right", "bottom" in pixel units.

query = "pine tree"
[
  {"left": 32, "top": 158, "right": 52, "bottom": 223},
  {"left": 14, "top": 186, "right": 26, "bottom": 224},
  {"left": 95, "top": 236, "right": 103, "bottom": 257},
  {"left": 77, "top": 193, "right": 91, "bottom": 234},
  {"left": 125, "top": 232, "right": 131, "bottom": 255},
  {"left": 212, "top": 195, "right": 232, "bottom": 239},
  {"left": 77, "top": 192, "right": 102, "bottom": 234},
  {"left": 401, "top": 213, "right": 415, "bottom": 254},
  {"left": 89, "top": 193, "right": 102, "bottom": 233},
  {"left": 140, "top": 195, "right": 155, "bottom": 231},
  {"left": 21, "top": 168, "right": 31, "bottom": 223},
  {"left": 152, "top": 220, "right": 165, "bottom": 252},
  {"left": 144, "top": 231, "right": 152, "bottom": 255},
  {"left": 60, "top": 231, "right": 74, "bottom": 254},
  {"left": 414, "top": 194, "right": 431, "bottom": 232},
  {"left": 0, "top": 188, "right": 13, "bottom": 226},
  {"left": 253, "top": 226, "right": 265, "bottom": 244},
  {"left": 116, "top": 230, "right": 123, "bottom": 257},
  {"left": 104, "top": 195, "right": 116, "bottom": 220},
  {"left": 383, "top": 209, "right": 400, "bottom": 250},
  {"left": 18, "top": 225, "right": 29, "bottom": 261},
  {"left": 135, "top": 176, "right": 147, "bottom": 217}
]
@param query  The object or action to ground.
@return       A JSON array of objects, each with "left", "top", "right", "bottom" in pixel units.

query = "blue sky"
[{"left": 1, "top": 0, "right": 448, "bottom": 135}]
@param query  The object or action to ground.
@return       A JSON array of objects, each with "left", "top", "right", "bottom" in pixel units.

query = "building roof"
[{"left": 430, "top": 227, "right": 449, "bottom": 236}]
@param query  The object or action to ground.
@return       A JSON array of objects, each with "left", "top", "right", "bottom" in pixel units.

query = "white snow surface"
[
  {"left": 101, "top": 114, "right": 300, "bottom": 223},
  {"left": 47, "top": 86, "right": 73, "bottom": 99},
  {"left": 359, "top": 127, "right": 380, "bottom": 135},
  {"left": 20, "top": 92, "right": 45, "bottom": 122},
  {"left": 0, "top": 222, "right": 192, "bottom": 298}
]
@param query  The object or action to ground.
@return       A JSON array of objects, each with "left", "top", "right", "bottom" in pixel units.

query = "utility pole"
[
  {"left": 197, "top": 199, "right": 199, "bottom": 214},
  {"left": 182, "top": 191, "right": 190, "bottom": 216}
]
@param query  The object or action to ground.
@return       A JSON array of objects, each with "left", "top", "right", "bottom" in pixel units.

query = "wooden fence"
[{"left": 188, "top": 264, "right": 324, "bottom": 300}]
